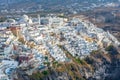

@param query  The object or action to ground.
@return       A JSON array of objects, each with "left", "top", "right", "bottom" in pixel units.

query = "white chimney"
[{"left": 38, "top": 14, "right": 41, "bottom": 25}]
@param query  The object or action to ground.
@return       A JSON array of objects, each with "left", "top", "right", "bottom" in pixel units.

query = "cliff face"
[
  {"left": 85, "top": 51, "right": 120, "bottom": 80},
  {"left": 27, "top": 47, "right": 120, "bottom": 80}
]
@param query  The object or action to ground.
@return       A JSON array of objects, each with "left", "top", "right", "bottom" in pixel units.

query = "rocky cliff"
[{"left": 16, "top": 45, "right": 120, "bottom": 80}]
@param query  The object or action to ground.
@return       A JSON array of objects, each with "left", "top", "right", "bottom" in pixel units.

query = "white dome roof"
[
  {"left": 6, "top": 19, "right": 16, "bottom": 23},
  {"left": 22, "top": 15, "right": 29, "bottom": 21},
  {"left": 19, "top": 15, "right": 30, "bottom": 23},
  {"left": 19, "top": 15, "right": 33, "bottom": 24}
]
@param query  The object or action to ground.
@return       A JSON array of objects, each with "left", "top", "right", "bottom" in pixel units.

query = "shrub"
[
  {"left": 105, "top": 45, "right": 119, "bottom": 55},
  {"left": 75, "top": 58, "right": 85, "bottom": 65},
  {"left": 42, "top": 70, "right": 49, "bottom": 76}
]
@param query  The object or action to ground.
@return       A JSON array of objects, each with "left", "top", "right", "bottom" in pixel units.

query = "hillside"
[
  {"left": 21, "top": 48, "right": 120, "bottom": 80},
  {"left": 0, "top": 1, "right": 120, "bottom": 80},
  {"left": 0, "top": 0, "right": 120, "bottom": 15}
]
